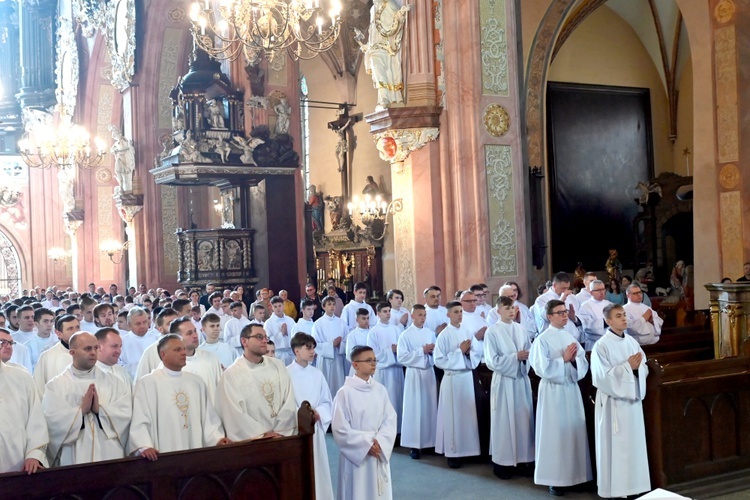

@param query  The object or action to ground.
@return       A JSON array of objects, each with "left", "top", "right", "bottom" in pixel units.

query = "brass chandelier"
[{"left": 189, "top": 0, "right": 343, "bottom": 63}]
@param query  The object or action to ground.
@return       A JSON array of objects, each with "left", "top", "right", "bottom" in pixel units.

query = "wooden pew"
[
  {"left": 0, "top": 406, "right": 317, "bottom": 500},
  {"left": 643, "top": 357, "right": 750, "bottom": 489}
]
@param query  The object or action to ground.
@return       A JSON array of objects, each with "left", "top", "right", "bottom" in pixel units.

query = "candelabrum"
[
  {"left": 100, "top": 239, "right": 132, "bottom": 264},
  {"left": 189, "top": 0, "right": 343, "bottom": 63},
  {"left": 47, "top": 247, "right": 70, "bottom": 263},
  {"left": 346, "top": 195, "right": 403, "bottom": 241}
]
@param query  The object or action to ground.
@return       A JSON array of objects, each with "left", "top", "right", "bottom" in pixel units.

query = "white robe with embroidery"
[
  {"left": 434, "top": 324, "right": 482, "bottom": 457},
  {"left": 287, "top": 361, "right": 334, "bottom": 500},
  {"left": 217, "top": 355, "right": 297, "bottom": 440},
  {"left": 484, "top": 321, "right": 535, "bottom": 466},
  {"left": 0, "top": 362, "right": 49, "bottom": 473},
  {"left": 42, "top": 365, "right": 132, "bottom": 466},
  {"left": 332, "top": 375, "right": 397, "bottom": 500},
  {"left": 366, "top": 322, "right": 404, "bottom": 432},
  {"left": 529, "top": 326, "right": 592, "bottom": 487},
  {"left": 591, "top": 330, "right": 650, "bottom": 497},
  {"left": 312, "top": 314, "right": 348, "bottom": 397},
  {"left": 128, "top": 368, "right": 224, "bottom": 455},
  {"left": 396, "top": 324, "right": 437, "bottom": 449}
]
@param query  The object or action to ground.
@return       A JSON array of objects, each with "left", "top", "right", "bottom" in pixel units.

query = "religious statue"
[
  {"left": 244, "top": 63, "right": 266, "bottom": 97},
  {"left": 57, "top": 167, "right": 76, "bottom": 213},
  {"left": 221, "top": 190, "right": 235, "bottom": 229},
  {"left": 172, "top": 105, "right": 185, "bottom": 133},
  {"left": 354, "top": 0, "right": 411, "bottom": 109},
  {"left": 178, "top": 131, "right": 204, "bottom": 163},
  {"left": 232, "top": 136, "right": 265, "bottom": 165},
  {"left": 325, "top": 195, "right": 344, "bottom": 229},
  {"left": 334, "top": 119, "right": 351, "bottom": 173},
  {"left": 362, "top": 176, "right": 380, "bottom": 196},
  {"left": 635, "top": 181, "right": 663, "bottom": 206},
  {"left": 669, "top": 260, "right": 686, "bottom": 299},
  {"left": 307, "top": 185, "right": 324, "bottom": 232},
  {"left": 274, "top": 97, "right": 292, "bottom": 135},
  {"left": 197, "top": 240, "right": 214, "bottom": 271},
  {"left": 225, "top": 240, "right": 241, "bottom": 269},
  {"left": 605, "top": 248, "right": 622, "bottom": 283},
  {"left": 573, "top": 262, "right": 586, "bottom": 292},
  {"left": 109, "top": 125, "right": 136, "bottom": 194},
  {"left": 209, "top": 138, "right": 231, "bottom": 163},
  {"left": 206, "top": 99, "right": 225, "bottom": 129}
]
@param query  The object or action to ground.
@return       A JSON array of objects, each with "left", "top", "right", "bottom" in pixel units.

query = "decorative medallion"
[
  {"left": 96, "top": 167, "right": 113, "bottom": 184},
  {"left": 714, "top": 0, "right": 735, "bottom": 24},
  {"left": 373, "top": 128, "right": 440, "bottom": 164},
  {"left": 483, "top": 104, "right": 510, "bottom": 137},
  {"left": 719, "top": 163, "right": 740, "bottom": 189},
  {"left": 167, "top": 7, "right": 185, "bottom": 22}
]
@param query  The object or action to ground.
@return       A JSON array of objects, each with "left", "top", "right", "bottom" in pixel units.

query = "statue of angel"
[{"left": 232, "top": 136, "right": 265, "bottom": 165}]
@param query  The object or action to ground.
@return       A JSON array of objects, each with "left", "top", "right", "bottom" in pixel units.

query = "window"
[{"left": 299, "top": 75, "right": 310, "bottom": 191}]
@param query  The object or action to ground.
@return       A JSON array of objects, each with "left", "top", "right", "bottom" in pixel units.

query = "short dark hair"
[
  {"left": 497, "top": 296, "right": 514, "bottom": 308},
  {"left": 321, "top": 296, "right": 337, "bottom": 306},
  {"left": 469, "top": 284, "right": 484, "bottom": 294},
  {"left": 172, "top": 298, "right": 191, "bottom": 313},
  {"left": 270, "top": 296, "right": 284, "bottom": 305},
  {"left": 353, "top": 282, "right": 367, "bottom": 292},
  {"left": 209, "top": 291, "right": 222, "bottom": 302},
  {"left": 17, "top": 305, "right": 34, "bottom": 316},
  {"left": 446, "top": 300, "right": 461, "bottom": 310},
  {"left": 411, "top": 304, "right": 426, "bottom": 312},
  {"left": 376, "top": 302, "right": 390, "bottom": 312},
  {"left": 93, "top": 303, "right": 115, "bottom": 319},
  {"left": 169, "top": 317, "right": 193, "bottom": 334},
  {"left": 95, "top": 327, "right": 120, "bottom": 342},
  {"left": 156, "top": 308, "right": 178, "bottom": 328},
  {"left": 291, "top": 333, "right": 316, "bottom": 351},
  {"left": 553, "top": 272, "right": 570, "bottom": 284},
  {"left": 603, "top": 303, "right": 624, "bottom": 320},
  {"left": 240, "top": 323, "right": 265, "bottom": 339},
  {"left": 301, "top": 299, "right": 315, "bottom": 309},
  {"left": 202, "top": 312, "right": 221, "bottom": 325},
  {"left": 423, "top": 285, "right": 441, "bottom": 296},
  {"left": 66, "top": 303, "right": 80, "bottom": 315},
  {"left": 34, "top": 307, "right": 54, "bottom": 322},
  {"left": 230, "top": 301, "right": 244, "bottom": 310},
  {"left": 356, "top": 307, "right": 370, "bottom": 318},
  {"left": 158, "top": 333, "right": 183, "bottom": 354},
  {"left": 386, "top": 289, "right": 403, "bottom": 301},
  {"left": 55, "top": 314, "right": 78, "bottom": 332},
  {"left": 546, "top": 299, "right": 566, "bottom": 316},
  {"left": 350, "top": 345, "right": 374, "bottom": 361}
]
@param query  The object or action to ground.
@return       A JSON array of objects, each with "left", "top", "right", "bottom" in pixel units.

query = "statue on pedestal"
[
  {"left": 307, "top": 185, "right": 324, "bottom": 231},
  {"left": 109, "top": 125, "right": 136, "bottom": 194},
  {"left": 354, "top": 0, "right": 411, "bottom": 109},
  {"left": 274, "top": 97, "right": 292, "bottom": 135},
  {"left": 206, "top": 99, "right": 225, "bottom": 129},
  {"left": 57, "top": 167, "right": 76, "bottom": 213}
]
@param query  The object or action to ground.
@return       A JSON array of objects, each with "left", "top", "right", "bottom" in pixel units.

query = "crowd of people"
[{"left": 0, "top": 272, "right": 660, "bottom": 498}]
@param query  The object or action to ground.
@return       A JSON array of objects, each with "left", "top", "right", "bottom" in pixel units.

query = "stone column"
[
  {"left": 63, "top": 211, "right": 84, "bottom": 292},
  {"left": 114, "top": 193, "right": 144, "bottom": 290}
]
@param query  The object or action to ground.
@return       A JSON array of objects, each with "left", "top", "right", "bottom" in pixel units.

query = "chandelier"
[
  {"left": 18, "top": 110, "right": 107, "bottom": 170},
  {"left": 346, "top": 194, "right": 402, "bottom": 241},
  {"left": 189, "top": 0, "right": 343, "bottom": 63}
]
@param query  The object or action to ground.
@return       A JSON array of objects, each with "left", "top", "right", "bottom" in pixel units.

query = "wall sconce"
[
  {"left": 47, "top": 247, "right": 70, "bottom": 263},
  {"left": 100, "top": 239, "right": 132, "bottom": 264}
]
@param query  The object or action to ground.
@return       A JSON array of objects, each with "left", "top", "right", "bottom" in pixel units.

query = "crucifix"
[{"left": 328, "top": 104, "right": 359, "bottom": 204}]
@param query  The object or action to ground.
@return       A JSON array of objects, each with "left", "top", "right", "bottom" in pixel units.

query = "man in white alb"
[
  {"left": 120, "top": 307, "right": 161, "bottom": 380},
  {"left": 623, "top": 283, "right": 663, "bottom": 345},
  {"left": 95, "top": 328, "right": 133, "bottom": 387},
  {"left": 341, "top": 282, "right": 376, "bottom": 331},
  {"left": 423, "top": 285, "right": 448, "bottom": 334},
  {"left": 169, "top": 317, "right": 222, "bottom": 403},
  {"left": 34, "top": 315, "right": 80, "bottom": 394},
  {"left": 534, "top": 273, "right": 584, "bottom": 344},
  {"left": 578, "top": 280, "right": 613, "bottom": 350},
  {"left": 222, "top": 301, "right": 250, "bottom": 355},
  {"left": 134, "top": 308, "right": 179, "bottom": 380}
]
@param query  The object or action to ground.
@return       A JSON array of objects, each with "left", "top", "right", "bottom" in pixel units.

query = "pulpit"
[{"left": 705, "top": 283, "right": 750, "bottom": 358}]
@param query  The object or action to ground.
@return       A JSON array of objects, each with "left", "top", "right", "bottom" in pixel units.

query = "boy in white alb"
[
  {"left": 332, "top": 345, "right": 397, "bottom": 500},
  {"left": 312, "top": 296, "right": 348, "bottom": 398},
  {"left": 387, "top": 289, "right": 411, "bottom": 331},
  {"left": 396, "top": 305, "right": 437, "bottom": 460},
  {"left": 341, "top": 282, "right": 376, "bottom": 331},
  {"left": 345, "top": 308, "right": 371, "bottom": 376},
  {"left": 222, "top": 301, "right": 251, "bottom": 355},
  {"left": 199, "top": 313, "right": 237, "bottom": 370},
  {"left": 366, "top": 303, "right": 404, "bottom": 433},
  {"left": 291, "top": 299, "right": 316, "bottom": 338},
  {"left": 287, "top": 333, "right": 334, "bottom": 500},
  {"left": 264, "top": 296, "right": 297, "bottom": 365}
]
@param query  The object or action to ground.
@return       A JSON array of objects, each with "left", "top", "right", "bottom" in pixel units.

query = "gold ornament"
[
  {"left": 483, "top": 104, "right": 510, "bottom": 137},
  {"left": 719, "top": 163, "right": 740, "bottom": 189},
  {"left": 714, "top": 0, "right": 735, "bottom": 24}
]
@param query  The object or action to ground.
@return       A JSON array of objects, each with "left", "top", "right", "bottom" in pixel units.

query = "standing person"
[
  {"left": 120, "top": 307, "right": 161, "bottom": 380},
  {"left": 170, "top": 318, "right": 223, "bottom": 404},
  {"left": 387, "top": 289, "right": 411, "bottom": 331},
  {"left": 134, "top": 308, "right": 179, "bottom": 381},
  {"left": 217, "top": 324, "right": 298, "bottom": 440},
  {"left": 332, "top": 345, "right": 397, "bottom": 500},
  {"left": 529, "top": 300, "right": 592, "bottom": 496},
  {"left": 0, "top": 338, "right": 49, "bottom": 474},
  {"left": 484, "top": 296, "right": 534, "bottom": 479},
  {"left": 264, "top": 296, "right": 297, "bottom": 366},
  {"left": 423, "top": 286, "right": 448, "bottom": 334},
  {"left": 300, "top": 283, "right": 324, "bottom": 321},
  {"left": 27, "top": 307, "right": 59, "bottom": 368},
  {"left": 95, "top": 328, "right": 132, "bottom": 387},
  {"left": 199, "top": 313, "right": 238, "bottom": 370},
  {"left": 471, "top": 284, "right": 492, "bottom": 318},
  {"left": 341, "top": 282, "right": 376, "bottom": 331},
  {"left": 534, "top": 273, "right": 584, "bottom": 344},
  {"left": 199, "top": 283, "right": 216, "bottom": 310},
  {"left": 326, "top": 286, "right": 345, "bottom": 317},
  {"left": 396, "top": 304, "right": 437, "bottom": 460},
  {"left": 345, "top": 308, "right": 371, "bottom": 376},
  {"left": 129, "top": 334, "right": 229, "bottom": 460},
  {"left": 42, "top": 332, "right": 132, "bottom": 466},
  {"left": 312, "top": 296, "right": 348, "bottom": 397},
  {"left": 434, "top": 301, "right": 483, "bottom": 469},
  {"left": 287, "top": 333, "right": 334, "bottom": 500},
  {"left": 34, "top": 315, "right": 81, "bottom": 395},
  {"left": 223, "top": 301, "right": 251, "bottom": 355},
  {"left": 578, "top": 280, "right": 613, "bottom": 351},
  {"left": 291, "top": 299, "right": 316, "bottom": 339},
  {"left": 592, "top": 304, "right": 650, "bottom": 498},
  {"left": 366, "top": 303, "right": 404, "bottom": 433},
  {"left": 623, "top": 283, "right": 663, "bottom": 345},
  {"left": 606, "top": 279, "right": 625, "bottom": 305},
  {"left": 279, "top": 290, "right": 298, "bottom": 320}
]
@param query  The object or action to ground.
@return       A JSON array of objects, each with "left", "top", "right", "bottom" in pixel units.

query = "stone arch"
[{"left": 0, "top": 227, "right": 25, "bottom": 296}]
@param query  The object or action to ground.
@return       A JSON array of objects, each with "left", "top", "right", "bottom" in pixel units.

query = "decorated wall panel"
[{"left": 485, "top": 145, "right": 517, "bottom": 276}]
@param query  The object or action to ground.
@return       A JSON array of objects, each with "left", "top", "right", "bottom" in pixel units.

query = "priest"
[
  {"left": 133, "top": 308, "right": 178, "bottom": 380},
  {"left": 120, "top": 307, "right": 161, "bottom": 380},
  {"left": 0, "top": 345, "right": 49, "bottom": 474},
  {"left": 42, "top": 332, "right": 132, "bottom": 466},
  {"left": 95, "top": 328, "right": 133, "bottom": 386},
  {"left": 577, "top": 280, "right": 613, "bottom": 350},
  {"left": 217, "top": 323, "right": 297, "bottom": 441},
  {"left": 129, "top": 334, "right": 229, "bottom": 460},
  {"left": 591, "top": 304, "right": 650, "bottom": 498},
  {"left": 169, "top": 317, "right": 222, "bottom": 403},
  {"left": 623, "top": 283, "right": 663, "bottom": 345}
]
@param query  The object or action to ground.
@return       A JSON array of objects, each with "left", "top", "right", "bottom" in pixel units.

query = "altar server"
[
  {"left": 264, "top": 296, "right": 297, "bottom": 365},
  {"left": 366, "top": 303, "right": 404, "bottom": 432},
  {"left": 341, "top": 282, "right": 376, "bottom": 331},
  {"left": 312, "top": 296, "right": 348, "bottom": 396}
]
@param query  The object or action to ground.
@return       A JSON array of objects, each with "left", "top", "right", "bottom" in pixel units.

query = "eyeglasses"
[
  {"left": 629, "top": 291, "right": 643, "bottom": 295},
  {"left": 591, "top": 288, "right": 606, "bottom": 292},
  {"left": 473, "top": 293, "right": 486, "bottom": 298},
  {"left": 353, "top": 358, "right": 377, "bottom": 364},
  {"left": 247, "top": 334, "right": 269, "bottom": 341},
  {"left": 0, "top": 339, "right": 16, "bottom": 347},
  {"left": 550, "top": 310, "right": 569, "bottom": 316}
]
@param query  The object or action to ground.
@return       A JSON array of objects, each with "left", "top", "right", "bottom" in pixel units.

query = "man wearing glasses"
[
  {"left": 533, "top": 273, "right": 584, "bottom": 345},
  {"left": 1, "top": 328, "right": 32, "bottom": 372},
  {"left": 622, "top": 283, "right": 663, "bottom": 345},
  {"left": 578, "top": 280, "right": 613, "bottom": 351},
  {"left": 217, "top": 324, "right": 298, "bottom": 441}
]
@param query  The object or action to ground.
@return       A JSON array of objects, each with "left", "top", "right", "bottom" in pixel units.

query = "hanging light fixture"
[
  {"left": 189, "top": 0, "right": 343, "bottom": 63},
  {"left": 17, "top": 98, "right": 107, "bottom": 170}
]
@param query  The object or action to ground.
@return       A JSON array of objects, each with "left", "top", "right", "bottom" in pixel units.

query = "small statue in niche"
[
  {"left": 635, "top": 181, "right": 663, "bottom": 206},
  {"left": 362, "top": 176, "right": 380, "bottom": 196},
  {"left": 209, "top": 138, "right": 231, "bottom": 163},
  {"left": 325, "top": 195, "right": 344, "bottom": 229},
  {"left": 274, "top": 96, "right": 292, "bottom": 135},
  {"left": 244, "top": 63, "right": 266, "bottom": 97},
  {"left": 605, "top": 248, "right": 622, "bottom": 283},
  {"left": 109, "top": 125, "right": 136, "bottom": 194},
  {"left": 573, "top": 262, "right": 586, "bottom": 292},
  {"left": 307, "top": 184, "right": 324, "bottom": 232},
  {"left": 197, "top": 240, "right": 214, "bottom": 271},
  {"left": 669, "top": 260, "right": 686, "bottom": 299},
  {"left": 206, "top": 99, "right": 225, "bottom": 129},
  {"left": 172, "top": 106, "right": 185, "bottom": 133},
  {"left": 232, "top": 136, "right": 265, "bottom": 165},
  {"left": 225, "top": 240, "right": 241, "bottom": 268},
  {"left": 354, "top": 0, "right": 411, "bottom": 109}
]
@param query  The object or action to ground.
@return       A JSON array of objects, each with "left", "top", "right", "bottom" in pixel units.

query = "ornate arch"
[{"left": 0, "top": 229, "right": 24, "bottom": 297}]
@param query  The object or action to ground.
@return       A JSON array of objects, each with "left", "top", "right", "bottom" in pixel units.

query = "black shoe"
[
  {"left": 410, "top": 449, "right": 421, "bottom": 460},
  {"left": 548, "top": 486, "right": 565, "bottom": 496},
  {"left": 515, "top": 463, "right": 534, "bottom": 477},
  {"left": 493, "top": 464, "right": 512, "bottom": 480},
  {"left": 447, "top": 457, "right": 461, "bottom": 469}
]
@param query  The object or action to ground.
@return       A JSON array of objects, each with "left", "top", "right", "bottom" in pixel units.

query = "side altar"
[{"left": 150, "top": 48, "right": 301, "bottom": 290}]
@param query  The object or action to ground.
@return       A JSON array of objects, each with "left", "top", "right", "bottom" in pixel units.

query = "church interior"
[{"left": 1, "top": 0, "right": 750, "bottom": 497}]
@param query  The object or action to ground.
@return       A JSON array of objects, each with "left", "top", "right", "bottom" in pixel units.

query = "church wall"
[
  {"left": 299, "top": 58, "right": 397, "bottom": 294},
  {"left": 548, "top": 6, "right": 674, "bottom": 174},
  {"left": 674, "top": 57, "right": 694, "bottom": 176}
]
